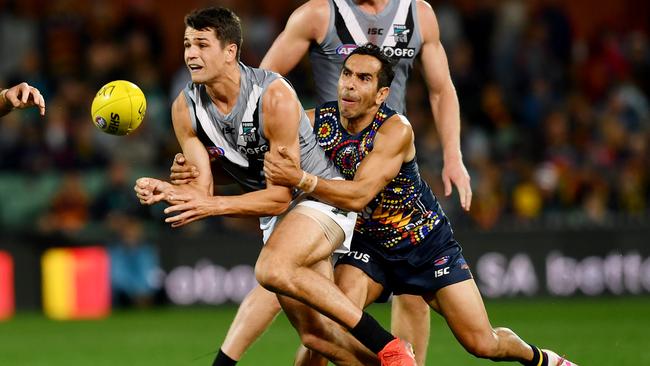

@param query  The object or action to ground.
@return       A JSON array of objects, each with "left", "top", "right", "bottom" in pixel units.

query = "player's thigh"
[
  {"left": 424, "top": 279, "right": 493, "bottom": 341},
  {"left": 263, "top": 210, "right": 339, "bottom": 266},
  {"left": 334, "top": 263, "right": 384, "bottom": 308}
]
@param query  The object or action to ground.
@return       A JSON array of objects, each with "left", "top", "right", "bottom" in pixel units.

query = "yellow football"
[{"left": 91, "top": 80, "right": 146, "bottom": 136}]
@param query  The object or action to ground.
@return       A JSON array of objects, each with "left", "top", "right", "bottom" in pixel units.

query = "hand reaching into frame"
[
  {"left": 442, "top": 157, "right": 472, "bottom": 211},
  {"left": 0, "top": 82, "right": 46, "bottom": 116}
]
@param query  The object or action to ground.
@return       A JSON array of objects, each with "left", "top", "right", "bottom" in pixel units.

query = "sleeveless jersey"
[
  {"left": 183, "top": 63, "right": 341, "bottom": 193},
  {"left": 309, "top": 0, "right": 422, "bottom": 113},
  {"left": 314, "top": 101, "right": 454, "bottom": 265}
]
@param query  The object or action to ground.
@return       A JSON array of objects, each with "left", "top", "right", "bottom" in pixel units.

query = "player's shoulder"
[
  {"left": 171, "top": 90, "right": 195, "bottom": 135},
  {"left": 301, "top": 0, "right": 330, "bottom": 14},
  {"left": 290, "top": 0, "right": 330, "bottom": 28},
  {"left": 171, "top": 90, "right": 189, "bottom": 115},
  {"left": 262, "top": 79, "right": 299, "bottom": 116},
  {"left": 381, "top": 104, "right": 413, "bottom": 129},
  {"left": 374, "top": 113, "right": 414, "bottom": 156},
  {"left": 265, "top": 78, "right": 296, "bottom": 100},
  {"left": 415, "top": 0, "right": 438, "bottom": 38},
  {"left": 386, "top": 113, "right": 413, "bottom": 131},
  {"left": 415, "top": 0, "right": 435, "bottom": 15},
  {"left": 380, "top": 112, "right": 414, "bottom": 142}
]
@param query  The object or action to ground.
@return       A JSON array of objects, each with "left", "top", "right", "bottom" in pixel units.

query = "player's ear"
[
  {"left": 225, "top": 43, "right": 238, "bottom": 63},
  {"left": 375, "top": 86, "right": 390, "bottom": 106}
]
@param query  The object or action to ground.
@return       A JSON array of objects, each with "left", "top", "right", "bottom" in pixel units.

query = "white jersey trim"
[
  {"left": 193, "top": 89, "right": 249, "bottom": 168},
  {"left": 381, "top": 0, "right": 412, "bottom": 48},
  {"left": 332, "top": 0, "right": 368, "bottom": 45},
  {"left": 237, "top": 84, "right": 263, "bottom": 147}
]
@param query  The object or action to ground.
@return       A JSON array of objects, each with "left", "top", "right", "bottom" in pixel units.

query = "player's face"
[
  {"left": 184, "top": 27, "right": 229, "bottom": 84},
  {"left": 337, "top": 54, "right": 387, "bottom": 119}
]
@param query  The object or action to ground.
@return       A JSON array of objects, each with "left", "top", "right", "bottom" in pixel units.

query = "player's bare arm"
[
  {"left": 259, "top": 0, "right": 329, "bottom": 73},
  {"left": 164, "top": 79, "right": 299, "bottom": 225},
  {"left": 417, "top": 0, "right": 472, "bottom": 211},
  {"left": 0, "top": 82, "right": 46, "bottom": 117},
  {"left": 265, "top": 115, "right": 414, "bottom": 212},
  {"left": 134, "top": 93, "right": 214, "bottom": 210}
]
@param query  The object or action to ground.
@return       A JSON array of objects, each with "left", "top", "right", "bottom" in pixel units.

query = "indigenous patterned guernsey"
[
  {"left": 314, "top": 101, "right": 456, "bottom": 266},
  {"left": 310, "top": 0, "right": 422, "bottom": 112},
  {"left": 182, "top": 63, "right": 341, "bottom": 193}
]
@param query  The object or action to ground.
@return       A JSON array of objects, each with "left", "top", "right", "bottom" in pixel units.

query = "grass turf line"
[{"left": 0, "top": 298, "right": 648, "bottom": 365}]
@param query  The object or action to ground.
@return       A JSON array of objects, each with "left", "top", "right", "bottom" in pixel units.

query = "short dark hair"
[
  {"left": 184, "top": 7, "right": 243, "bottom": 60},
  {"left": 344, "top": 43, "right": 396, "bottom": 89}
]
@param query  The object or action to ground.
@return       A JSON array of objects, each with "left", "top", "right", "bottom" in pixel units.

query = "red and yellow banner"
[
  {"left": 42, "top": 247, "right": 110, "bottom": 320},
  {"left": 0, "top": 251, "right": 14, "bottom": 320}
]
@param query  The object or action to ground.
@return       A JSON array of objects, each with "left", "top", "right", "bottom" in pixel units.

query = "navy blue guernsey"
[{"left": 314, "top": 101, "right": 456, "bottom": 266}]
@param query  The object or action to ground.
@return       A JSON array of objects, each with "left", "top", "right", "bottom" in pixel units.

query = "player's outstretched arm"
[
  {"left": 265, "top": 116, "right": 414, "bottom": 212},
  {"left": 417, "top": 0, "right": 471, "bottom": 211},
  {"left": 259, "top": 0, "right": 328, "bottom": 74},
  {"left": 170, "top": 92, "right": 215, "bottom": 194},
  {"left": 133, "top": 93, "right": 217, "bottom": 226},
  {"left": 0, "top": 82, "right": 46, "bottom": 117}
]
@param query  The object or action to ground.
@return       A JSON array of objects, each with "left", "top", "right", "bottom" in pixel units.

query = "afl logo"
[
  {"left": 207, "top": 146, "right": 225, "bottom": 159},
  {"left": 336, "top": 44, "right": 358, "bottom": 57},
  {"left": 433, "top": 256, "right": 450, "bottom": 267},
  {"left": 94, "top": 116, "right": 107, "bottom": 129}
]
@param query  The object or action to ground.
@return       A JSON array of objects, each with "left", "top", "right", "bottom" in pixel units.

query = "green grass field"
[{"left": 1, "top": 298, "right": 649, "bottom": 365}]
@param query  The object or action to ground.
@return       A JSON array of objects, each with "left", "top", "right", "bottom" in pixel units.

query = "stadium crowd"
[{"left": 0, "top": 0, "right": 648, "bottom": 241}]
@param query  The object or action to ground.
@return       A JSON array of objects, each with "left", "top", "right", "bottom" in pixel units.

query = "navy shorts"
[{"left": 335, "top": 239, "right": 473, "bottom": 302}]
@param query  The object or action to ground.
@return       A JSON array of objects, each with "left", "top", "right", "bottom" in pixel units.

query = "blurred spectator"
[
  {"left": 38, "top": 172, "right": 90, "bottom": 236},
  {"left": 108, "top": 215, "right": 161, "bottom": 308},
  {"left": 0, "top": 1, "right": 39, "bottom": 79},
  {"left": 0, "top": 0, "right": 648, "bottom": 233},
  {"left": 92, "top": 160, "right": 147, "bottom": 221}
]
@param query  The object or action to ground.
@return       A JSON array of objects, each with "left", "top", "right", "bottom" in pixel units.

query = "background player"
[
  {"left": 0, "top": 82, "right": 45, "bottom": 117},
  {"left": 264, "top": 43, "right": 579, "bottom": 366},
  {"left": 135, "top": 7, "right": 415, "bottom": 366}
]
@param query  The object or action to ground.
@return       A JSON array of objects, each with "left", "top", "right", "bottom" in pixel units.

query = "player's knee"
[
  {"left": 255, "top": 263, "right": 284, "bottom": 292},
  {"left": 395, "top": 295, "right": 430, "bottom": 316},
  {"left": 255, "top": 254, "right": 292, "bottom": 293}
]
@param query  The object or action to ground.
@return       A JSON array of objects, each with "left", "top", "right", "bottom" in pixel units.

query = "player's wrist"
[
  {"left": 443, "top": 150, "right": 463, "bottom": 164},
  {"left": 297, "top": 170, "right": 318, "bottom": 193},
  {"left": 0, "top": 89, "right": 11, "bottom": 110}
]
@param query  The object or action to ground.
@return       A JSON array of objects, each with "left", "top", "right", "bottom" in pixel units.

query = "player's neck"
[
  {"left": 354, "top": 0, "right": 389, "bottom": 14},
  {"left": 206, "top": 63, "right": 241, "bottom": 115},
  {"left": 341, "top": 108, "right": 378, "bottom": 134}
]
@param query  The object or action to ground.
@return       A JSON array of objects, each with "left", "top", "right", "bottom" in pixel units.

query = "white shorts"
[{"left": 259, "top": 199, "right": 356, "bottom": 254}]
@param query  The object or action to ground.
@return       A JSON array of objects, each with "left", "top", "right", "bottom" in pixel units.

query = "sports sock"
[
  {"left": 521, "top": 344, "right": 548, "bottom": 366},
  {"left": 349, "top": 311, "right": 396, "bottom": 354},
  {"left": 212, "top": 349, "right": 237, "bottom": 366}
]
